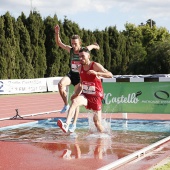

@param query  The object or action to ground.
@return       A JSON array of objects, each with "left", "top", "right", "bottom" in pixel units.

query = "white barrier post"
[{"left": 122, "top": 113, "right": 127, "bottom": 119}]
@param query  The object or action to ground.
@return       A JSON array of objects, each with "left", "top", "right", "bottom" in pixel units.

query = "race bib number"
[
  {"left": 82, "top": 81, "right": 95, "bottom": 94},
  {"left": 71, "top": 61, "right": 81, "bottom": 72}
]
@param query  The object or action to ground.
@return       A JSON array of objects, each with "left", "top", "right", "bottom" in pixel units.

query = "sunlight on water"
[{"left": 0, "top": 117, "right": 170, "bottom": 145}]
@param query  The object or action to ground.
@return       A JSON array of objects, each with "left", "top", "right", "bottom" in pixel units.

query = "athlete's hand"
[
  {"left": 54, "top": 25, "right": 60, "bottom": 34},
  {"left": 87, "top": 70, "right": 97, "bottom": 76}
]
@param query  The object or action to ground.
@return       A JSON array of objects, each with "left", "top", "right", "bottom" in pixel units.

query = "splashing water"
[{"left": 87, "top": 111, "right": 112, "bottom": 134}]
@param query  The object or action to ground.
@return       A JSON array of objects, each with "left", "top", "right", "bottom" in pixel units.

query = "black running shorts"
[{"left": 67, "top": 71, "right": 80, "bottom": 86}]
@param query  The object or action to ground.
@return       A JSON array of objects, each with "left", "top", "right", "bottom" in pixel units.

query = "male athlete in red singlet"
[
  {"left": 80, "top": 61, "right": 104, "bottom": 111},
  {"left": 57, "top": 48, "right": 113, "bottom": 133}
]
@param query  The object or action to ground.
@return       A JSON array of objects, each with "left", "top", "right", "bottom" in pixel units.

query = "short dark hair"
[{"left": 79, "top": 47, "right": 90, "bottom": 53}]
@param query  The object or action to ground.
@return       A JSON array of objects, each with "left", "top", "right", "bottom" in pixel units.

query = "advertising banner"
[
  {"left": 69, "top": 82, "right": 170, "bottom": 114},
  {"left": 0, "top": 78, "right": 47, "bottom": 94},
  {"left": 46, "top": 77, "right": 62, "bottom": 92},
  {"left": 103, "top": 82, "right": 170, "bottom": 113}
]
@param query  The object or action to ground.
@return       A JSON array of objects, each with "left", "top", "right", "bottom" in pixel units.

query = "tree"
[
  {"left": 15, "top": 17, "right": 34, "bottom": 78},
  {"left": 92, "top": 30, "right": 104, "bottom": 65},
  {"left": 26, "top": 11, "right": 47, "bottom": 78},
  {"left": 127, "top": 43, "right": 147, "bottom": 74},
  {"left": 103, "top": 31, "right": 111, "bottom": 70},
  {"left": 44, "top": 15, "right": 61, "bottom": 77},
  {"left": 3, "top": 12, "right": 20, "bottom": 79},
  {"left": 0, "top": 16, "right": 8, "bottom": 79},
  {"left": 108, "top": 26, "right": 127, "bottom": 74},
  {"left": 145, "top": 39, "right": 170, "bottom": 74},
  {"left": 1, "top": 11, "right": 170, "bottom": 78}
]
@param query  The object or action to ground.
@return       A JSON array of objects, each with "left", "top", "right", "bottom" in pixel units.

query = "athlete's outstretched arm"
[
  {"left": 86, "top": 43, "right": 100, "bottom": 51},
  {"left": 54, "top": 25, "right": 71, "bottom": 53}
]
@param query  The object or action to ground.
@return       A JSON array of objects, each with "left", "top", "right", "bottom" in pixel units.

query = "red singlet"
[{"left": 80, "top": 62, "right": 103, "bottom": 111}]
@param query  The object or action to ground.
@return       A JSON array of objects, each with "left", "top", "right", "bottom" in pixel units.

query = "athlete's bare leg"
[
  {"left": 93, "top": 111, "right": 104, "bottom": 132},
  {"left": 58, "top": 76, "right": 71, "bottom": 106},
  {"left": 72, "top": 107, "right": 79, "bottom": 125},
  {"left": 66, "top": 95, "right": 87, "bottom": 126},
  {"left": 71, "top": 84, "right": 80, "bottom": 125}
]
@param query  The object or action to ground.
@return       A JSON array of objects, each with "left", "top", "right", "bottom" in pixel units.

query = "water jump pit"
[{"left": 0, "top": 117, "right": 170, "bottom": 170}]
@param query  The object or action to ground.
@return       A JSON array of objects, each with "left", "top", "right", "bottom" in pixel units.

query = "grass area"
[{"left": 153, "top": 161, "right": 170, "bottom": 170}]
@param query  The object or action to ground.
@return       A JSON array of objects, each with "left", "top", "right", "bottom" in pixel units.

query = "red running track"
[{"left": 0, "top": 92, "right": 170, "bottom": 170}]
